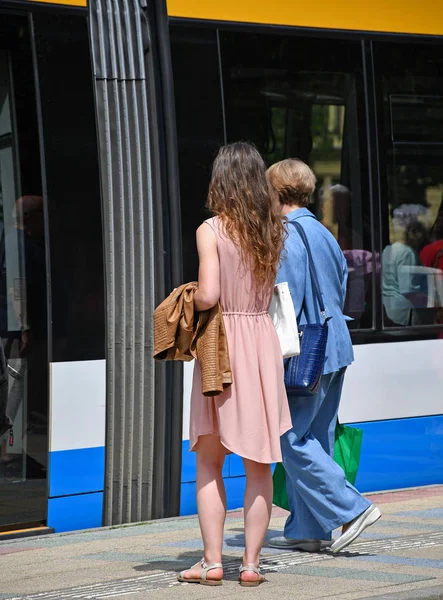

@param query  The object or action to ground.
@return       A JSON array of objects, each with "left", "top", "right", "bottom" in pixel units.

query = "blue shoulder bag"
[{"left": 284, "top": 221, "right": 331, "bottom": 396}]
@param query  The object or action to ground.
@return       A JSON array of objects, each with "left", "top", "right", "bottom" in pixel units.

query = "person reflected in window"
[
  {"left": 319, "top": 184, "right": 377, "bottom": 328},
  {"left": 420, "top": 208, "right": 443, "bottom": 271},
  {"left": 0, "top": 338, "right": 10, "bottom": 440},
  {"left": 267, "top": 159, "right": 380, "bottom": 555},
  {"left": 14, "top": 195, "right": 46, "bottom": 351},
  {"left": 319, "top": 184, "right": 362, "bottom": 251},
  {"left": 1, "top": 195, "right": 47, "bottom": 477},
  {"left": 419, "top": 208, "right": 443, "bottom": 328},
  {"left": 382, "top": 205, "right": 429, "bottom": 327}
]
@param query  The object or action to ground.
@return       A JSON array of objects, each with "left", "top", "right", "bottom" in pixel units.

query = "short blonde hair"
[{"left": 267, "top": 159, "right": 316, "bottom": 208}]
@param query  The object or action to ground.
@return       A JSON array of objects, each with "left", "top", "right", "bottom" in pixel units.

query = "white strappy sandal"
[
  {"left": 177, "top": 558, "right": 223, "bottom": 586},
  {"left": 239, "top": 563, "right": 265, "bottom": 587}
]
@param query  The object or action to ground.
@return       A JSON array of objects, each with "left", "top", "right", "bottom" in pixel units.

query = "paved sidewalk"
[{"left": 0, "top": 486, "right": 442, "bottom": 600}]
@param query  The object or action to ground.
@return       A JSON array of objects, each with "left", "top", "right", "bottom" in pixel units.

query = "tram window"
[
  {"left": 33, "top": 14, "right": 105, "bottom": 360},
  {"left": 0, "top": 15, "right": 47, "bottom": 525},
  {"left": 219, "top": 32, "right": 373, "bottom": 329},
  {"left": 170, "top": 26, "right": 224, "bottom": 283},
  {"left": 375, "top": 43, "right": 443, "bottom": 331}
]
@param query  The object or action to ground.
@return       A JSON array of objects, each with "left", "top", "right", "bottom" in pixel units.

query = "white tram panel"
[{"left": 339, "top": 339, "right": 443, "bottom": 424}]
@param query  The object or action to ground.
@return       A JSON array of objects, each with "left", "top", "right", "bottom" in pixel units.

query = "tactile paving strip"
[{"left": 5, "top": 531, "right": 443, "bottom": 599}]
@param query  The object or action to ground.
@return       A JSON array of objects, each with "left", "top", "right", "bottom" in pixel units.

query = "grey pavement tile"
[
  {"left": 0, "top": 570, "right": 139, "bottom": 596},
  {"left": 161, "top": 537, "right": 284, "bottom": 555},
  {"left": 277, "top": 564, "right": 436, "bottom": 584},
  {"left": 0, "top": 518, "right": 214, "bottom": 551},
  {"left": 396, "top": 509, "right": 443, "bottom": 520},
  {"left": 357, "top": 583, "right": 443, "bottom": 600},
  {"left": 372, "top": 519, "right": 442, "bottom": 531},
  {"left": 0, "top": 546, "right": 38, "bottom": 556},
  {"left": 142, "top": 583, "right": 258, "bottom": 599},
  {"left": 353, "top": 554, "right": 443, "bottom": 570},
  {"left": 161, "top": 527, "right": 312, "bottom": 556},
  {"left": 401, "top": 546, "right": 443, "bottom": 560},
  {"left": 75, "top": 551, "right": 179, "bottom": 563},
  {"left": 324, "top": 579, "right": 443, "bottom": 600},
  {"left": 137, "top": 575, "right": 323, "bottom": 599},
  {"left": 169, "top": 573, "right": 433, "bottom": 600},
  {"left": 357, "top": 532, "right": 394, "bottom": 540}
]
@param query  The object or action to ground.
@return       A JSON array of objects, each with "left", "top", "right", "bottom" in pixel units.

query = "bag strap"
[{"left": 290, "top": 220, "right": 327, "bottom": 318}]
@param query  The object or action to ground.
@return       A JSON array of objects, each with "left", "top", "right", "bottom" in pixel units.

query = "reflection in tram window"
[
  {"left": 421, "top": 207, "right": 443, "bottom": 271},
  {"left": 319, "top": 184, "right": 379, "bottom": 325},
  {"left": 219, "top": 32, "right": 373, "bottom": 328},
  {"left": 5, "top": 195, "right": 46, "bottom": 431},
  {"left": 382, "top": 209, "right": 430, "bottom": 326},
  {"left": 375, "top": 43, "right": 443, "bottom": 329},
  {"left": 419, "top": 206, "right": 443, "bottom": 329},
  {"left": 171, "top": 29, "right": 443, "bottom": 336},
  {"left": 33, "top": 12, "right": 105, "bottom": 362},
  {"left": 170, "top": 27, "right": 224, "bottom": 283},
  {"left": 0, "top": 20, "right": 48, "bottom": 527}
]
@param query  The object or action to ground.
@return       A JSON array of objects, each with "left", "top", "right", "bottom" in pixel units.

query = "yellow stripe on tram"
[
  {"left": 27, "top": 0, "right": 87, "bottom": 6},
  {"left": 166, "top": 0, "right": 443, "bottom": 37}
]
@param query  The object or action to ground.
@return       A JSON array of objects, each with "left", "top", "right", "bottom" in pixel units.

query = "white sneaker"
[{"left": 331, "top": 505, "right": 382, "bottom": 553}]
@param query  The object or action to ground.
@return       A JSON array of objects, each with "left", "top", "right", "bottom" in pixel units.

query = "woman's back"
[{"left": 207, "top": 216, "right": 273, "bottom": 314}]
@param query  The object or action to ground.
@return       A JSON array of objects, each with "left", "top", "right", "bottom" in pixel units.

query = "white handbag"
[{"left": 269, "top": 282, "right": 300, "bottom": 359}]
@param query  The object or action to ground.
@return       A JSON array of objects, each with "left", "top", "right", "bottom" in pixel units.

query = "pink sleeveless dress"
[{"left": 190, "top": 217, "right": 292, "bottom": 464}]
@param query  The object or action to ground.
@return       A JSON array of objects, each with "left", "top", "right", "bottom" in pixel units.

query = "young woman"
[{"left": 177, "top": 142, "right": 292, "bottom": 587}]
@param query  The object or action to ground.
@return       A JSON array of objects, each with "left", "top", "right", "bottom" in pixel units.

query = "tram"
[
  {"left": 169, "top": 0, "right": 443, "bottom": 515},
  {"left": 0, "top": 0, "right": 441, "bottom": 535}
]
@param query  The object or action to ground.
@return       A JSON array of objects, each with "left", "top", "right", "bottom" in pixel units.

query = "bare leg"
[
  {"left": 181, "top": 435, "right": 226, "bottom": 582},
  {"left": 241, "top": 458, "right": 272, "bottom": 584}
]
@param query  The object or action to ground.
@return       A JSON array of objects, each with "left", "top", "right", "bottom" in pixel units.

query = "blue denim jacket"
[{"left": 276, "top": 208, "right": 354, "bottom": 375}]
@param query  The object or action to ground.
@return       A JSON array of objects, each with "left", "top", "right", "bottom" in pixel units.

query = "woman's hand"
[{"left": 194, "top": 223, "right": 220, "bottom": 311}]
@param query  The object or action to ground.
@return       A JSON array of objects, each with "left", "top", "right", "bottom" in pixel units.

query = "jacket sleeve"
[{"left": 276, "top": 237, "right": 307, "bottom": 321}]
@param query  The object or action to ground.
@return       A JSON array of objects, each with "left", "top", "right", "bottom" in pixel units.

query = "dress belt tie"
[{"left": 223, "top": 311, "right": 269, "bottom": 316}]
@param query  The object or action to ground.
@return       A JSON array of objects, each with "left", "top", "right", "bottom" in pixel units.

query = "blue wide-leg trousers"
[{"left": 281, "top": 367, "right": 371, "bottom": 540}]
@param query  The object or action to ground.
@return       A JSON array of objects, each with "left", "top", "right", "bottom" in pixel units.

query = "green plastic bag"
[
  {"left": 272, "top": 459, "right": 291, "bottom": 511},
  {"left": 272, "top": 422, "right": 363, "bottom": 511},
  {"left": 333, "top": 421, "right": 363, "bottom": 486}
]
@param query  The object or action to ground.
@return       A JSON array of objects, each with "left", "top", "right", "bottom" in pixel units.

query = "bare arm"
[{"left": 194, "top": 223, "right": 220, "bottom": 311}]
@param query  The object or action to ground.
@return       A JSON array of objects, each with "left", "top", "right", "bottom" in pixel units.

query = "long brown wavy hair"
[{"left": 207, "top": 142, "right": 285, "bottom": 284}]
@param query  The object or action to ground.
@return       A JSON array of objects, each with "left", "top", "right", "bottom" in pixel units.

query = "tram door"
[{"left": 0, "top": 15, "right": 48, "bottom": 530}]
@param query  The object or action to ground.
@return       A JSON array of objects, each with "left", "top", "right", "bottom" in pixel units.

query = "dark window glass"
[
  {"left": 33, "top": 14, "right": 105, "bottom": 360},
  {"left": 0, "top": 15, "right": 47, "bottom": 526},
  {"left": 219, "top": 32, "right": 373, "bottom": 328},
  {"left": 170, "top": 26, "right": 224, "bottom": 283},
  {"left": 375, "top": 43, "right": 443, "bottom": 331}
]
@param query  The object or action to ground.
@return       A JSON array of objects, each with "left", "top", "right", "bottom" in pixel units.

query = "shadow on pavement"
[{"left": 132, "top": 551, "right": 253, "bottom": 581}]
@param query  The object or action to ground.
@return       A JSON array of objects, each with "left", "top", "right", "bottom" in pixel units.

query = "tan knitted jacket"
[{"left": 153, "top": 282, "right": 232, "bottom": 396}]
